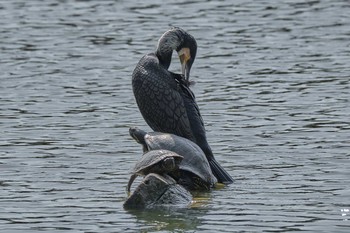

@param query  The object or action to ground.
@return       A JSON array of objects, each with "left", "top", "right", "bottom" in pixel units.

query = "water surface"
[{"left": 1, "top": 0, "right": 349, "bottom": 232}]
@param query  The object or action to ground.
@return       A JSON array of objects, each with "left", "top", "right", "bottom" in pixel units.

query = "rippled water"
[{"left": 1, "top": 0, "right": 349, "bottom": 232}]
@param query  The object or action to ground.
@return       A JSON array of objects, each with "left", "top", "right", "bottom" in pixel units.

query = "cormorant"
[{"left": 132, "top": 27, "right": 233, "bottom": 184}]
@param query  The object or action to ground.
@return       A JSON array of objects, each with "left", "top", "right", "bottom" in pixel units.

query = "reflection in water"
[{"left": 125, "top": 208, "right": 203, "bottom": 232}]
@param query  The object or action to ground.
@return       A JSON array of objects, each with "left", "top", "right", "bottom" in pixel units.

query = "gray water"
[{"left": 1, "top": 0, "right": 349, "bottom": 232}]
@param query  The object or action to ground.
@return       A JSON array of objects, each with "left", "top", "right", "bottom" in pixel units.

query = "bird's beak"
[{"left": 178, "top": 48, "right": 191, "bottom": 82}]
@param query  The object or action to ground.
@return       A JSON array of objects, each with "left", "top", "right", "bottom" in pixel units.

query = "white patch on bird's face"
[
  {"left": 178, "top": 47, "right": 191, "bottom": 77},
  {"left": 178, "top": 47, "right": 191, "bottom": 64}
]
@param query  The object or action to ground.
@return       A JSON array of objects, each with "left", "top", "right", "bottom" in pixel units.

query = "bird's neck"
[{"left": 156, "top": 49, "right": 173, "bottom": 70}]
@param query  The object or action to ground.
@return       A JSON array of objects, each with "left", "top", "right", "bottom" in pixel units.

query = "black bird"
[{"left": 132, "top": 27, "right": 233, "bottom": 184}]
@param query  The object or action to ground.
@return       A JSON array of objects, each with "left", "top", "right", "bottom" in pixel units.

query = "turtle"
[
  {"left": 129, "top": 127, "right": 217, "bottom": 191},
  {"left": 127, "top": 149, "right": 183, "bottom": 192}
]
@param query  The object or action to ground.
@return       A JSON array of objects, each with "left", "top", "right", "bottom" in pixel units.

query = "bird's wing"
[
  {"left": 132, "top": 54, "right": 195, "bottom": 141},
  {"left": 172, "top": 73, "right": 205, "bottom": 129},
  {"left": 175, "top": 75, "right": 234, "bottom": 183},
  {"left": 173, "top": 73, "right": 215, "bottom": 159}
]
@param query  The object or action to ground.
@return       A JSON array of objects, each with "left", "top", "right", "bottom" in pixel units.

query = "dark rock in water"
[{"left": 123, "top": 173, "right": 192, "bottom": 209}]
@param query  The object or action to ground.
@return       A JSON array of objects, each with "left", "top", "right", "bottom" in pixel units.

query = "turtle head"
[
  {"left": 129, "top": 127, "right": 149, "bottom": 152},
  {"left": 161, "top": 157, "right": 176, "bottom": 171},
  {"left": 162, "top": 152, "right": 184, "bottom": 171}
]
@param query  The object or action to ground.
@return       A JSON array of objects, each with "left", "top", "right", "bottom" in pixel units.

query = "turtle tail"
[
  {"left": 209, "top": 159, "right": 234, "bottom": 184},
  {"left": 126, "top": 174, "right": 137, "bottom": 193}
]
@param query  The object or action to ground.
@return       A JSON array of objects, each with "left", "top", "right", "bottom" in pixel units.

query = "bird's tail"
[{"left": 209, "top": 159, "right": 234, "bottom": 184}]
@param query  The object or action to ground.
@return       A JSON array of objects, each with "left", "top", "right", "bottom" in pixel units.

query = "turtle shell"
[
  {"left": 127, "top": 149, "right": 183, "bottom": 192},
  {"left": 143, "top": 131, "right": 217, "bottom": 190},
  {"left": 132, "top": 149, "right": 183, "bottom": 175}
]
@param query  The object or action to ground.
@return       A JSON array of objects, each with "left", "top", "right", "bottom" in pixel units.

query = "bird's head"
[
  {"left": 175, "top": 28, "right": 197, "bottom": 82},
  {"left": 157, "top": 27, "right": 197, "bottom": 82}
]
